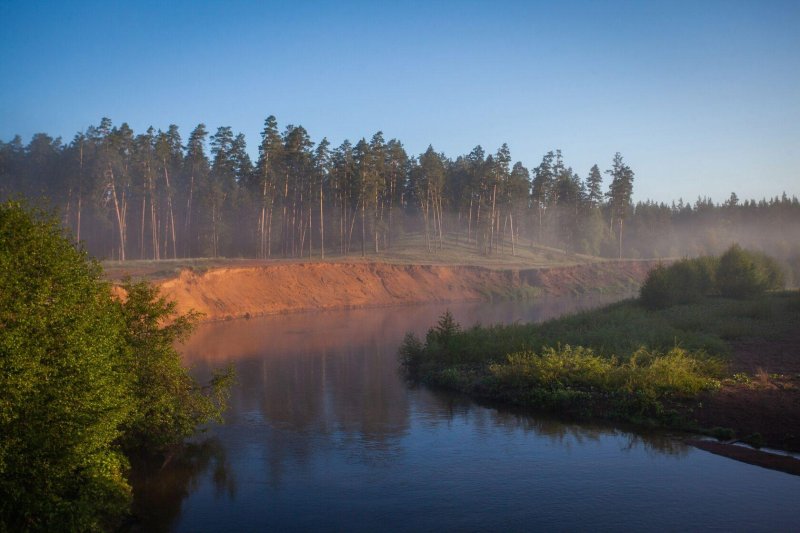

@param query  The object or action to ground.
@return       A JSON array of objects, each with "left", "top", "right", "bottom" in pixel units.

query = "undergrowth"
[{"left": 400, "top": 291, "right": 798, "bottom": 426}]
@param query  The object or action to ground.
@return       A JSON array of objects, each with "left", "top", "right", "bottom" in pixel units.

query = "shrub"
[
  {"left": 640, "top": 246, "right": 784, "bottom": 308},
  {"left": 0, "top": 202, "right": 233, "bottom": 530},
  {"left": 489, "top": 345, "right": 720, "bottom": 399},
  {"left": 399, "top": 332, "right": 425, "bottom": 371},
  {"left": 622, "top": 347, "right": 722, "bottom": 396},
  {"left": 117, "top": 280, "right": 233, "bottom": 454},
  {"left": 639, "top": 264, "right": 672, "bottom": 309},
  {"left": 716, "top": 244, "right": 785, "bottom": 298},
  {"left": 0, "top": 201, "right": 131, "bottom": 530},
  {"left": 491, "top": 346, "right": 615, "bottom": 390},
  {"left": 640, "top": 257, "right": 717, "bottom": 309}
]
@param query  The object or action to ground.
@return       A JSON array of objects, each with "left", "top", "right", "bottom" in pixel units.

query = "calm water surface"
[{"left": 133, "top": 296, "right": 800, "bottom": 532}]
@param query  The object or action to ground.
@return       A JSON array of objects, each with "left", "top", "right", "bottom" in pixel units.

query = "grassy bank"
[
  {"left": 400, "top": 291, "right": 800, "bottom": 437},
  {"left": 101, "top": 233, "right": 600, "bottom": 281}
]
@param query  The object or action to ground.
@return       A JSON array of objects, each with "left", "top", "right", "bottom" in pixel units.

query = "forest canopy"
[{"left": 1, "top": 117, "right": 798, "bottom": 282}]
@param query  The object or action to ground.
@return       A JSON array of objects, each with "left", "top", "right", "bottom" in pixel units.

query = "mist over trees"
[{"left": 1, "top": 116, "right": 798, "bottom": 280}]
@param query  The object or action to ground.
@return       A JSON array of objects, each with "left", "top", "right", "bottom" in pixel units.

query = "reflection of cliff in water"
[
  {"left": 173, "top": 296, "right": 677, "bottom": 489},
  {"left": 183, "top": 298, "right": 621, "bottom": 430}
]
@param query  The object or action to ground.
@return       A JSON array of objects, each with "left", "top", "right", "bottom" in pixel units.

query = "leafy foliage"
[
  {"left": 0, "top": 201, "right": 232, "bottom": 530},
  {"left": 117, "top": 280, "right": 233, "bottom": 454},
  {"left": 640, "top": 246, "right": 784, "bottom": 308},
  {"left": 0, "top": 201, "right": 130, "bottom": 531},
  {"left": 716, "top": 244, "right": 784, "bottom": 299},
  {"left": 401, "top": 292, "right": 798, "bottom": 425},
  {"left": 640, "top": 256, "right": 717, "bottom": 309},
  {"left": 489, "top": 345, "right": 720, "bottom": 407}
]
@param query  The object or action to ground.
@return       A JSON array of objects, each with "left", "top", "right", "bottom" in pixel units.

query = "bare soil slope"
[{"left": 154, "top": 260, "right": 657, "bottom": 321}]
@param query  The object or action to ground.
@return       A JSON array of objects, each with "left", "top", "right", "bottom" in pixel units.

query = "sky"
[{"left": 1, "top": 0, "right": 798, "bottom": 203}]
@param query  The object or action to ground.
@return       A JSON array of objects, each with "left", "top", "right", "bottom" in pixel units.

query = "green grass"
[
  {"left": 102, "top": 232, "right": 612, "bottom": 280},
  {"left": 361, "top": 233, "right": 597, "bottom": 269}
]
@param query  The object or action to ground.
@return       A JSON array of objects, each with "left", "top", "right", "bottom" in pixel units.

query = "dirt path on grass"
[
  {"left": 693, "top": 328, "right": 800, "bottom": 452},
  {"left": 150, "top": 260, "right": 657, "bottom": 322}
]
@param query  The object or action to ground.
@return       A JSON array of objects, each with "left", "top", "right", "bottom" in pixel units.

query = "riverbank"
[
  {"left": 113, "top": 259, "right": 658, "bottom": 322},
  {"left": 401, "top": 291, "right": 800, "bottom": 453}
]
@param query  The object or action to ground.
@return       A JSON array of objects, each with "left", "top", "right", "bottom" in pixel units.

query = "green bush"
[
  {"left": 640, "top": 246, "right": 784, "bottom": 308},
  {"left": 399, "top": 332, "right": 425, "bottom": 372},
  {"left": 0, "top": 201, "right": 232, "bottom": 530},
  {"left": 716, "top": 244, "right": 785, "bottom": 298},
  {"left": 490, "top": 346, "right": 615, "bottom": 390},
  {"left": 639, "top": 264, "right": 672, "bottom": 309},
  {"left": 489, "top": 345, "right": 720, "bottom": 399},
  {"left": 0, "top": 201, "right": 131, "bottom": 531},
  {"left": 117, "top": 280, "right": 233, "bottom": 454},
  {"left": 640, "top": 257, "right": 717, "bottom": 309}
]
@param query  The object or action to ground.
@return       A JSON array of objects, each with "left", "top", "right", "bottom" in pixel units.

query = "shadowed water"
[{"left": 131, "top": 296, "right": 800, "bottom": 532}]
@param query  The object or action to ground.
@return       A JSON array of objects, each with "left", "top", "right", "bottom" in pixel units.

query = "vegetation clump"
[
  {"left": 401, "top": 311, "right": 723, "bottom": 423},
  {"left": 488, "top": 345, "right": 720, "bottom": 418},
  {"left": 0, "top": 201, "right": 232, "bottom": 531},
  {"left": 401, "top": 280, "right": 799, "bottom": 435},
  {"left": 716, "top": 244, "right": 784, "bottom": 299},
  {"left": 490, "top": 346, "right": 720, "bottom": 398},
  {"left": 640, "top": 245, "right": 784, "bottom": 309}
]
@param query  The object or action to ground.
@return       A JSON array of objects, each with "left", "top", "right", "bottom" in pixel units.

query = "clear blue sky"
[{"left": 1, "top": 0, "right": 798, "bottom": 203}]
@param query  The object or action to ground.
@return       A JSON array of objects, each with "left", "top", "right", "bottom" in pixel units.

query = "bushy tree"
[
  {"left": 117, "top": 281, "right": 232, "bottom": 453},
  {"left": 0, "top": 201, "right": 232, "bottom": 530},
  {"left": 640, "top": 257, "right": 717, "bottom": 309},
  {"left": 640, "top": 245, "right": 784, "bottom": 308},
  {"left": 0, "top": 201, "right": 130, "bottom": 530},
  {"left": 717, "top": 244, "right": 784, "bottom": 298}
]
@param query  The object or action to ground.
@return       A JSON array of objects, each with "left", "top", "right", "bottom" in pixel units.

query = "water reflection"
[
  {"left": 181, "top": 296, "right": 625, "bottom": 479},
  {"left": 425, "top": 387, "right": 691, "bottom": 458},
  {"left": 127, "top": 439, "right": 233, "bottom": 532},
  {"left": 133, "top": 296, "right": 800, "bottom": 532}
]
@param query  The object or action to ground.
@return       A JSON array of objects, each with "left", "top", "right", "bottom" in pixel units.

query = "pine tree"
[
  {"left": 586, "top": 164, "right": 603, "bottom": 208},
  {"left": 254, "top": 116, "right": 282, "bottom": 258},
  {"left": 605, "top": 152, "right": 635, "bottom": 258},
  {"left": 314, "top": 137, "right": 331, "bottom": 258},
  {"left": 183, "top": 124, "right": 209, "bottom": 257},
  {"left": 154, "top": 125, "right": 183, "bottom": 259}
]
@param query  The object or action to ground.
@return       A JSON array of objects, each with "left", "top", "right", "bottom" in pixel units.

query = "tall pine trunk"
[
  {"left": 106, "top": 166, "right": 126, "bottom": 261},
  {"left": 162, "top": 164, "right": 177, "bottom": 259},
  {"left": 319, "top": 185, "right": 325, "bottom": 259}
]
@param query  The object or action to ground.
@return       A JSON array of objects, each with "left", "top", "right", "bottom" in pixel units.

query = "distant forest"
[{"left": 1, "top": 117, "right": 798, "bottom": 280}]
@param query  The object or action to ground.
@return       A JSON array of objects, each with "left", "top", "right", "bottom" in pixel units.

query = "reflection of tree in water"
[
  {"left": 124, "top": 439, "right": 234, "bottom": 532},
  {"left": 205, "top": 320, "right": 414, "bottom": 488},
  {"left": 327, "top": 341, "right": 411, "bottom": 466},
  {"left": 255, "top": 339, "right": 412, "bottom": 487},
  {"left": 423, "top": 387, "right": 689, "bottom": 457}
]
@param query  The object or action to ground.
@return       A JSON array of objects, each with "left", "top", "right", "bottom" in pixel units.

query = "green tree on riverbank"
[{"left": 0, "top": 201, "right": 232, "bottom": 531}]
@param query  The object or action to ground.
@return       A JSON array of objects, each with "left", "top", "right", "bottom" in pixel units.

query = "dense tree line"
[{"left": 1, "top": 117, "right": 798, "bottom": 277}]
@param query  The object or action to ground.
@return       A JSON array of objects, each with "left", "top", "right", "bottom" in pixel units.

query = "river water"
[{"left": 132, "top": 296, "right": 800, "bottom": 532}]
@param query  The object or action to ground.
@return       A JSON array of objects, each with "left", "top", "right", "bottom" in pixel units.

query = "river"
[{"left": 131, "top": 296, "right": 800, "bottom": 532}]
